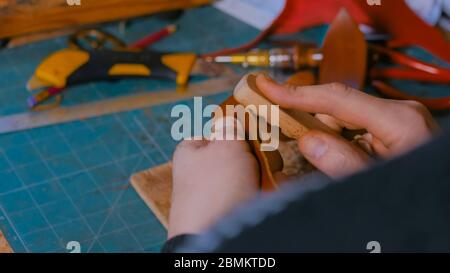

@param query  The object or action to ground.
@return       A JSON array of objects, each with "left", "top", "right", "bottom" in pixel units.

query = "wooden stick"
[{"left": 233, "top": 73, "right": 333, "bottom": 139}]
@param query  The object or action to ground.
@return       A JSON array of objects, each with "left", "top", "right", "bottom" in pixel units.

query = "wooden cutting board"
[
  {"left": 0, "top": 230, "right": 13, "bottom": 253},
  {"left": 0, "top": 0, "right": 212, "bottom": 39},
  {"left": 130, "top": 162, "right": 172, "bottom": 229}
]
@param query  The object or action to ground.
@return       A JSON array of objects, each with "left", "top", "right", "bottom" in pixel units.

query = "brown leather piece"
[
  {"left": 319, "top": 9, "right": 368, "bottom": 89},
  {"left": 218, "top": 96, "right": 283, "bottom": 191}
]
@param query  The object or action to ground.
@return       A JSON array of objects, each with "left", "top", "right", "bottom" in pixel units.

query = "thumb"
[{"left": 298, "top": 130, "right": 371, "bottom": 179}]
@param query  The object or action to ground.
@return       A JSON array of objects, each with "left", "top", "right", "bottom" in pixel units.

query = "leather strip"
[{"left": 218, "top": 96, "right": 283, "bottom": 191}]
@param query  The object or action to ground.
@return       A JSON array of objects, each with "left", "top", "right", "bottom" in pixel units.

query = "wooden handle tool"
[{"left": 233, "top": 73, "right": 334, "bottom": 139}]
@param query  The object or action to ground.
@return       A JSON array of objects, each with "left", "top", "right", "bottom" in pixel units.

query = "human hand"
[
  {"left": 169, "top": 118, "right": 260, "bottom": 238},
  {"left": 256, "top": 74, "right": 438, "bottom": 179}
]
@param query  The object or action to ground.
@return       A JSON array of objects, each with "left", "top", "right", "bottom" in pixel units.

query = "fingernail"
[{"left": 302, "top": 136, "right": 328, "bottom": 159}]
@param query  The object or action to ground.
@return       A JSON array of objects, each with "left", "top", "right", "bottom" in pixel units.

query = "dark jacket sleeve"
[{"left": 161, "top": 234, "right": 198, "bottom": 253}]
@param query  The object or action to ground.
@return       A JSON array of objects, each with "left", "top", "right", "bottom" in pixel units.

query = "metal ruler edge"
[{"left": 0, "top": 76, "right": 239, "bottom": 135}]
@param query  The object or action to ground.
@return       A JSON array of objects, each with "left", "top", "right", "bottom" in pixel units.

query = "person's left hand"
[{"left": 169, "top": 118, "right": 260, "bottom": 238}]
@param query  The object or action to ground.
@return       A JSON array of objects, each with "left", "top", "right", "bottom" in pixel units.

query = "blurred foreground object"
[{"left": 0, "top": 0, "right": 211, "bottom": 39}]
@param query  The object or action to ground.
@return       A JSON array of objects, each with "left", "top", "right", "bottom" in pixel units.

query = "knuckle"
[
  {"left": 328, "top": 82, "right": 353, "bottom": 96},
  {"left": 396, "top": 101, "right": 429, "bottom": 129},
  {"left": 178, "top": 139, "right": 192, "bottom": 147},
  {"left": 402, "top": 100, "right": 428, "bottom": 113},
  {"left": 325, "top": 82, "right": 354, "bottom": 115},
  {"left": 281, "top": 83, "right": 307, "bottom": 106},
  {"left": 213, "top": 139, "right": 243, "bottom": 150},
  {"left": 175, "top": 139, "right": 205, "bottom": 151},
  {"left": 174, "top": 140, "right": 189, "bottom": 153},
  {"left": 284, "top": 83, "right": 300, "bottom": 96}
]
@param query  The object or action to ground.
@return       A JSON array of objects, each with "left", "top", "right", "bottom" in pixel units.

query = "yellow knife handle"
[{"left": 66, "top": 50, "right": 196, "bottom": 86}]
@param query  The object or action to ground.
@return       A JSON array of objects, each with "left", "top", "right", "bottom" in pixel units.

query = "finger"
[
  {"left": 352, "top": 133, "right": 374, "bottom": 155},
  {"left": 256, "top": 74, "right": 405, "bottom": 145},
  {"left": 315, "top": 114, "right": 343, "bottom": 133},
  {"left": 298, "top": 130, "right": 371, "bottom": 179},
  {"left": 372, "top": 136, "right": 390, "bottom": 157}
]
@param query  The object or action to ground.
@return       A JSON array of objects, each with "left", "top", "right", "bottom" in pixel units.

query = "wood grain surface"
[
  {"left": 0, "top": 0, "right": 212, "bottom": 39},
  {"left": 130, "top": 162, "right": 172, "bottom": 229},
  {"left": 0, "top": 230, "right": 13, "bottom": 253}
]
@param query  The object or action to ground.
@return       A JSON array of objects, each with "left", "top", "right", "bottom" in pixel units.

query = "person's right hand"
[{"left": 256, "top": 74, "right": 439, "bottom": 179}]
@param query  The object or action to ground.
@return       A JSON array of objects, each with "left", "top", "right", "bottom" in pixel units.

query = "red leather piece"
[
  {"left": 352, "top": 0, "right": 450, "bottom": 63},
  {"left": 273, "top": 0, "right": 370, "bottom": 35},
  {"left": 372, "top": 80, "right": 450, "bottom": 111}
]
